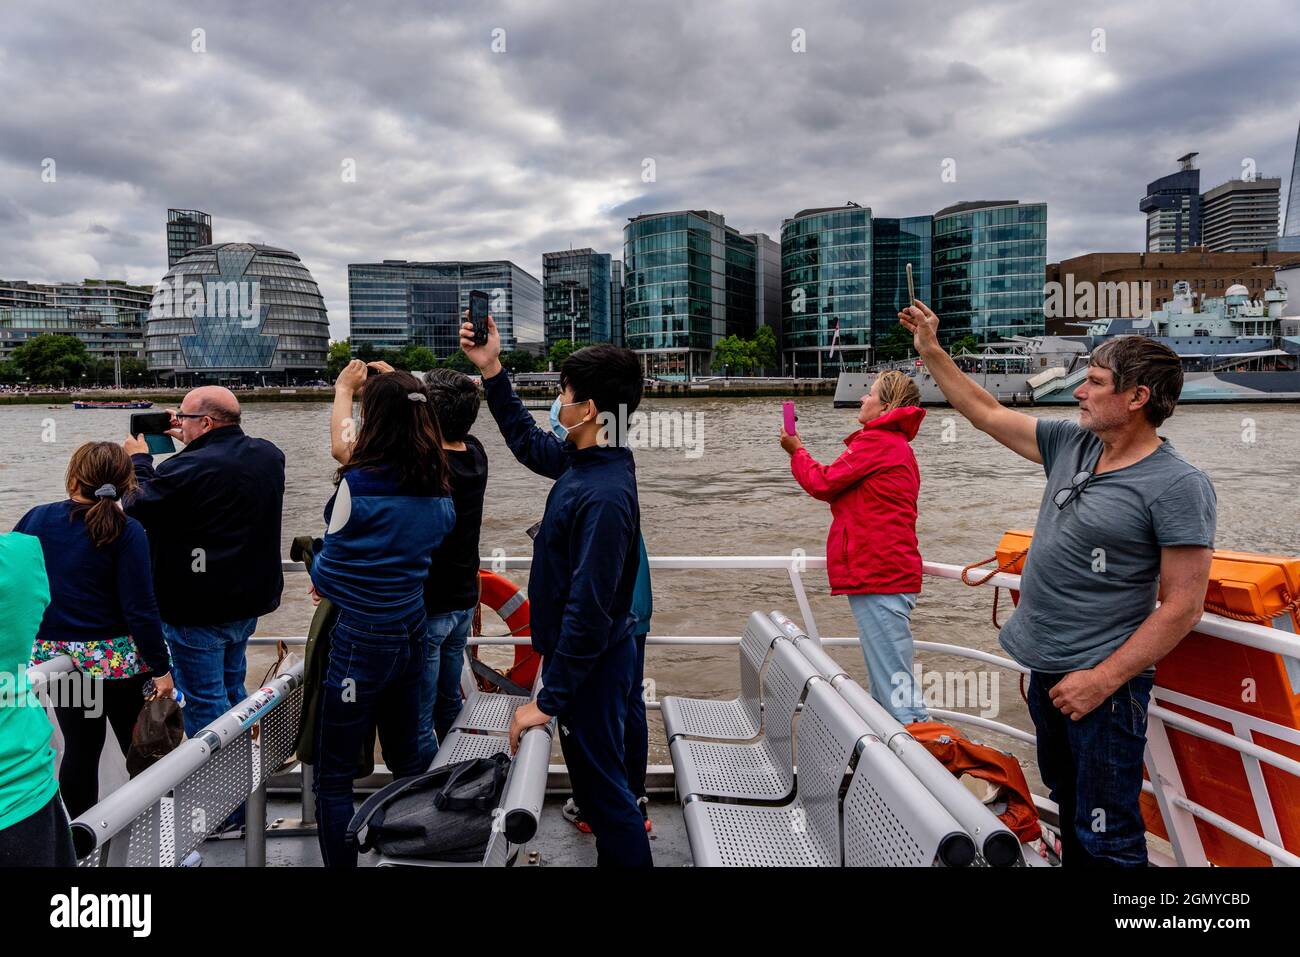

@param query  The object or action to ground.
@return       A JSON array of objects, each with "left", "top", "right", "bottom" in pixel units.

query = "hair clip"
[
  {"left": 94, "top": 483, "right": 118, "bottom": 500},
  {"left": 407, "top": 392, "right": 428, "bottom": 403}
]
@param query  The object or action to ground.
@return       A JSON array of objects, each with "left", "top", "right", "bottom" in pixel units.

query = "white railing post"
[
  {"left": 787, "top": 560, "right": 820, "bottom": 641},
  {"left": 1144, "top": 711, "right": 1208, "bottom": 866}
]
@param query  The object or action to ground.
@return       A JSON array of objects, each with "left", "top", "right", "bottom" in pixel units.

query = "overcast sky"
[{"left": 2, "top": 0, "right": 1297, "bottom": 340}]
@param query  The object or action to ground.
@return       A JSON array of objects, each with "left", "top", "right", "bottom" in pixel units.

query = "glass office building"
[
  {"left": 871, "top": 216, "right": 932, "bottom": 355},
  {"left": 623, "top": 209, "right": 756, "bottom": 378},
  {"left": 931, "top": 201, "right": 1047, "bottom": 344},
  {"left": 348, "top": 260, "right": 542, "bottom": 355},
  {"left": 781, "top": 204, "right": 872, "bottom": 377},
  {"left": 167, "top": 209, "right": 213, "bottom": 268},
  {"left": 542, "top": 249, "right": 611, "bottom": 349},
  {"left": 1140, "top": 155, "right": 1201, "bottom": 253},
  {"left": 609, "top": 260, "right": 625, "bottom": 348},
  {"left": 146, "top": 242, "right": 330, "bottom": 384}
]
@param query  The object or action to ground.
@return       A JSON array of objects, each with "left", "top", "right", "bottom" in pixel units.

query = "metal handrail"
[{"left": 64, "top": 552, "right": 1300, "bottom": 867}]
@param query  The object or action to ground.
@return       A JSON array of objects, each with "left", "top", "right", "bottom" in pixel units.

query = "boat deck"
[{"left": 196, "top": 792, "right": 694, "bottom": 868}]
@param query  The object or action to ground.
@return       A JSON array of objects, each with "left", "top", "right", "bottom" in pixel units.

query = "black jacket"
[
  {"left": 126, "top": 426, "right": 286, "bottom": 625},
  {"left": 482, "top": 370, "right": 640, "bottom": 717}
]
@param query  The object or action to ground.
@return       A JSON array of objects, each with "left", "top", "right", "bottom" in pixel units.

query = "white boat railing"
[{"left": 52, "top": 553, "right": 1300, "bottom": 867}]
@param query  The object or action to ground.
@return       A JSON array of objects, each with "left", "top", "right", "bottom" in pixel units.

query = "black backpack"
[{"left": 345, "top": 754, "right": 511, "bottom": 862}]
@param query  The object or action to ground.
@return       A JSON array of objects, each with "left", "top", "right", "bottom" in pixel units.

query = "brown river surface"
[{"left": 2, "top": 397, "right": 1297, "bottom": 781}]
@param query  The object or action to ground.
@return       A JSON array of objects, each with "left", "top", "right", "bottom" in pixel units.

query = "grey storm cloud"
[{"left": 0, "top": 0, "right": 1297, "bottom": 340}]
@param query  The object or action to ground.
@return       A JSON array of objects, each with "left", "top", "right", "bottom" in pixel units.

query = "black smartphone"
[
  {"left": 129, "top": 412, "right": 176, "bottom": 454},
  {"left": 469, "top": 290, "right": 490, "bottom": 347}
]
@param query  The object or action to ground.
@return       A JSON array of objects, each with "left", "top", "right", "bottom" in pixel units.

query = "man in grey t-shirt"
[{"left": 899, "top": 301, "right": 1215, "bottom": 867}]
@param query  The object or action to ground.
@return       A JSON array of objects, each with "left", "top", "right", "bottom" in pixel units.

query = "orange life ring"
[{"left": 472, "top": 570, "right": 540, "bottom": 691}]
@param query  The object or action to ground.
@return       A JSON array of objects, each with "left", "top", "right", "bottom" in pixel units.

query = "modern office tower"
[
  {"left": 623, "top": 209, "right": 757, "bottom": 378},
  {"left": 542, "top": 249, "right": 612, "bottom": 349},
  {"left": 1200, "top": 177, "right": 1281, "bottom": 252},
  {"left": 146, "top": 242, "right": 330, "bottom": 384},
  {"left": 167, "top": 209, "right": 213, "bottom": 268},
  {"left": 1140, "top": 154, "right": 1202, "bottom": 253},
  {"left": 870, "top": 216, "right": 933, "bottom": 354},
  {"left": 745, "top": 232, "right": 782, "bottom": 368},
  {"left": 780, "top": 203, "right": 872, "bottom": 377},
  {"left": 609, "top": 260, "right": 625, "bottom": 348},
  {"left": 931, "top": 200, "right": 1047, "bottom": 344},
  {"left": 348, "top": 260, "right": 542, "bottom": 355}
]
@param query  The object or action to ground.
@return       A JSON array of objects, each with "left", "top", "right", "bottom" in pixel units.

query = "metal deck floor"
[{"left": 195, "top": 793, "right": 692, "bottom": 868}]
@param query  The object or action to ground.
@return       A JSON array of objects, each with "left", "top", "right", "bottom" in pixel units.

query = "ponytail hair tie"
[
  {"left": 94, "top": 483, "right": 119, "bottom": 501},
  {"left": 407, "top": 392, "right": 427, "bottom": 403}
]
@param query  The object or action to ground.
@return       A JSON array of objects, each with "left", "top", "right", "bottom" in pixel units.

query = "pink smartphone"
[{"left": 782, "top": 400, "right": 797, "bottom": 435}]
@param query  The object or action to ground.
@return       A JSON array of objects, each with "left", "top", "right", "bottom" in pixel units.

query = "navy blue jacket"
[
  {"left": 126, "top": 426, "right": 286, "bottom": 626},
  {"left": 482, "top": 370, "right": 641, "bottom": 717},
  {"left": 14, "top": 501, "right": 172, "bottom": 676}
]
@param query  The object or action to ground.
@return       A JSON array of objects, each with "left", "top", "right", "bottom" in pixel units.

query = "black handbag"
[{"left": 345, "top": 753, "right": 511, "bottom": 861}]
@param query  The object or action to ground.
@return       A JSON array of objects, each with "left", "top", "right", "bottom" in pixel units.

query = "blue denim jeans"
[
  {"left": 312, "top": 608, "right": 428, "bottom": 868},
  {"left": 1026, "top": 670, "right": 1154, "bottom": 866},
  {"left": 846, "top": 593, "right": 928, "bottom": 724},
  {"left": 162, "top": 617, "right": 257, "bottom": 739},
  {"left": 418, "top": 606, "right": 474, "bottom": 768}
]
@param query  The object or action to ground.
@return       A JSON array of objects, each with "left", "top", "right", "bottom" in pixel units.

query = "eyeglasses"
[
  {"left": 1053, "top": 469, "right": 1093, "bottom": 509},
  {"left": 173, "top": 412, "right": 210, "bottom": 420}
]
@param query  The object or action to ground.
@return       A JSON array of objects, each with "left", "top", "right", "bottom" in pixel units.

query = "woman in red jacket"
[{"left": 780, "top": 370, "right": 929, "bottom": 723}]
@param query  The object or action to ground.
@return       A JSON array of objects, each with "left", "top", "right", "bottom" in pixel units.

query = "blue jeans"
[
  {"left": 312, "top": 608, "right": 428, "bottom": 868},
  {"left": 163, "top": 618, "right": 257, "bottom": 739},
  {"left": 1027, "top": 670, "right": 1153, "bottom": 866},
  {"left": 846, "top": 593, "right": 928, "bottom": 724},
  {"left": 163, "top": 617, "right": 257, "bottom": 832},
  {"left": 418, "top": 606, "right": 474, "bottom": 768}
]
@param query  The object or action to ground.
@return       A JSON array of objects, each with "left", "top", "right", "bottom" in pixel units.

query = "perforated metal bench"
[
  {"left": 447, "top": 649, "right": 538, "bottom": 734},
  {"left": 770, "top": 611, "right": 1023, "bottom": 867},
  {"left": 660, "top": 611, "right": 783, "bottom": 744},
  {"left": 683, "top": 679, "right": 858, "bottom": 866},
  {"left": 685, "top": 679, "right": 976, "bottom": 867},
  {"left": 671, "top": 638, "right": 820, "bottom": 802}
]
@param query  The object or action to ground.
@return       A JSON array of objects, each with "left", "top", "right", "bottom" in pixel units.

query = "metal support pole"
[
  {"left": 300, "top": 764, "right": 316, "bottom": 825},
  {"left": 246, "top": 780, "right": 267, "bottom": 867}
]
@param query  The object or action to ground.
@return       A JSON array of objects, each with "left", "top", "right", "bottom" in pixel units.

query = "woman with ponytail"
[
  {"left": 309, "top": 361, "right": 456, "bottom": 867},
  {"left": 14, "top": 441, "right": 174, "bottom": 818}
]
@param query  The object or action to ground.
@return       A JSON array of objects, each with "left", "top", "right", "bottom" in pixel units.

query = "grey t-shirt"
[{"left": 998, "top": 418, "right": 1217, "bottom": 673}]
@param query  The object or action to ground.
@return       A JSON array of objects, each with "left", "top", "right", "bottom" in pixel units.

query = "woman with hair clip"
[
  {"left": 14, "top": 441, "right": 174, "bottom": 819},
  {"left": 309, "top": 360, "right": 456, "bottom": 867},
  {"left": 779, "top": 370, "right": 931, "bottom": 724}
]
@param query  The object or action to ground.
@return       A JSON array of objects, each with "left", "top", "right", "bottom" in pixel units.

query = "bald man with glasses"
[{"left": 124, "top": 386, "right": 285, "bottom": 837}]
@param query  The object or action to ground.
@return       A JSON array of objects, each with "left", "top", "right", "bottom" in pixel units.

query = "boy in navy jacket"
[{"left": 460, "top": 317, "right": 652, "bottom": 868}]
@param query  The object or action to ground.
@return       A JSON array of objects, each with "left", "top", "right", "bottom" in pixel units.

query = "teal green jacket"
[
  {"left": 0, "top": 532, "right": 57, "bottom": 831},
  {"left": 632, "top": 534, "right": 652, "bottom": 638}
]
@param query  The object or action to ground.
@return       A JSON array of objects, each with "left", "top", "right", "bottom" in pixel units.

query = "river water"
[{"left": 2, "top": 398, "right": 1297, "bottom": 776}]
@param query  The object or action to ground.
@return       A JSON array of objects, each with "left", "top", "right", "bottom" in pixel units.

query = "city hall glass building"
[
  {"left": 542, "top": 249, "right": 611, "bottom": 349},
  {"left": 146, "top": 243, "right": 330, "bottom": 384},
  {"left": 931, "top": 201, "right": 1047, "bottom": 345},
  {"left": 781, "top": 204, "right": 874, "bottom": 377},
  {"left": 623, "top": 210, "right": 756, "bottom": 378},
  {"left": 348, "top": 260, "right": 542, "bottom": 356}
]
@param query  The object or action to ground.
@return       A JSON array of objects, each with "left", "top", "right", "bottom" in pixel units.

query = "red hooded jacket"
[{"left": 790, "top": 405, "right": 925, "bottom": 594}]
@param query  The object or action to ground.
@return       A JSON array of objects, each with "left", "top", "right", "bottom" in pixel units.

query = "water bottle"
[{"left": 143, "top": 676, "right": 185, "bottom": 708}]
